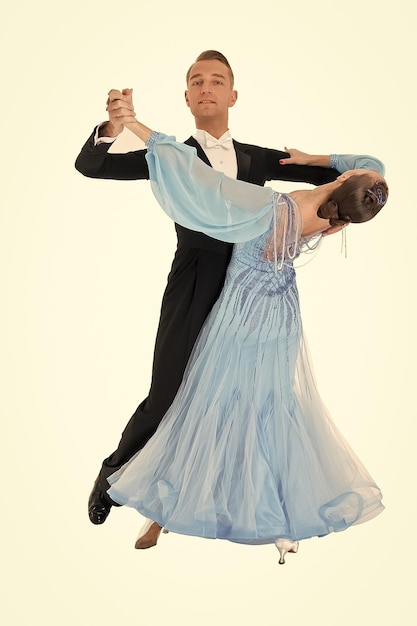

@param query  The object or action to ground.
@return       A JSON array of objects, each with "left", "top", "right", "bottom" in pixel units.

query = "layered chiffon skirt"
[{"left": 108, "top": 230, "right": 384, "bottom": 544}]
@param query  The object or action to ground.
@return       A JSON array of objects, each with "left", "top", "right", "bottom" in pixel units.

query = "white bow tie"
[{"left": 204, "top": 135, "right": 234, "bottom": 150}]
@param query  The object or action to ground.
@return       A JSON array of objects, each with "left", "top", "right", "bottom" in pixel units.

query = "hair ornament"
[{"left": 366, "top": 185, "right": 386, "bottom": 206}]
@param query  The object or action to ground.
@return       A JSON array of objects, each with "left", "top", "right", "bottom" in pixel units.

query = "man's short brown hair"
[{"left": 186, "top": 50, "right": 234, "bottom": 87}]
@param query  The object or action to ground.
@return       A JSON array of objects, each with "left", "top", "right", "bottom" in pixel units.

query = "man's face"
[{"left": 185, "top": 59, "right": 237, "bottom": 121}]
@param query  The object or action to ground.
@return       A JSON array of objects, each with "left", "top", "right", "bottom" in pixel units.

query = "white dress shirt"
[{"left": 192, "top": 129, "right": 238, "bottom": 179}]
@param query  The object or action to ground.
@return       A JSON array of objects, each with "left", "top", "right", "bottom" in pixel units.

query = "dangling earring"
[{"left": 341, "top": 225, "right": 347, "bottom": 258}]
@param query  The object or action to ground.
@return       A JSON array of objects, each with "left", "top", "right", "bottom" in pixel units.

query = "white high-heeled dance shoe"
[
  {"left": 135, "top": 518, "right": 168, "bottom": 549},
  {"left": 275, "top": 538, "right": 299, "bottom": 565}
]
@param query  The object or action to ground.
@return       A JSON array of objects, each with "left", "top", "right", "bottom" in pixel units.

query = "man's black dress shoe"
[{"left": 88, "top": 476, "right": 112, "bottom": 524}]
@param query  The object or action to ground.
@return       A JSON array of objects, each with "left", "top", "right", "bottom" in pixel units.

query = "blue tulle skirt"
[{"left": 108, "top": 232, "right": 384, "bottom": 543}]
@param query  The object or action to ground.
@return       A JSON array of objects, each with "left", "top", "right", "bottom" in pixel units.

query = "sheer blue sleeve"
[
  {"left": 145, "top": 132, "right": 276, "bottom": 243},
  {"left": 330, "top": 154, "right": 385, "bottom": 175}
]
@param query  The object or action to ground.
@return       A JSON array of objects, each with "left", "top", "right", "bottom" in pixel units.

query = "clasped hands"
[{"left": 101, "top": 88, "right": 137, "bottom": 137}]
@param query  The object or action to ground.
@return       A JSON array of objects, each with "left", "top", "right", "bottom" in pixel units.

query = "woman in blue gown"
[{"left": 107, "top": 121, "right": 388, "bottom": 564}]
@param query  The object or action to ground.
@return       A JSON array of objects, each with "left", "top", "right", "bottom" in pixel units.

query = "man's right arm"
[
  {"left": 75, "top": 88, "right": 149, "bottom": 180},
  {"left": 74, "top": 126, "right": 149, "bottom": 180}
]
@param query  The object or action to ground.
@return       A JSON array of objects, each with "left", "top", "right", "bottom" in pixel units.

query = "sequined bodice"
[{"left": 226, "top": 230, "right": 297, "bottom": 296}]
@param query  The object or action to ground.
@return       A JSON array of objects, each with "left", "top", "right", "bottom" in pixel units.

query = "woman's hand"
[
  {"left": 321, "top": 222, "right": 348, "bottom": 237},
  {"left": 279, "top": 147, "right": 311, "bottom": 166},
  {"left": 279, "top": 148, "right": 331, "bottom": 168}
]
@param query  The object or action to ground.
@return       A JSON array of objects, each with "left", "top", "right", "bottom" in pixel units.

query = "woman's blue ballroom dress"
[{"left": 107, "top": 133, "right": 384, "bottom": 544}]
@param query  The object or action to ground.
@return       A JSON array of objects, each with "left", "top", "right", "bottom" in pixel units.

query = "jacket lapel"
[{"left": 185, "top": 136, "right": 211, "bottom": 166}]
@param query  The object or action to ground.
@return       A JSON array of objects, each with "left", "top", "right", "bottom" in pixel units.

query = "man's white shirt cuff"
[{"left": 94, "top": 123, "right": 118, "bottom": 146}]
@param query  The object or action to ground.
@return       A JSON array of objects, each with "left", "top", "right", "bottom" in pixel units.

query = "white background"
[{"left": 1, "top": 1, "right": 415, "bottom": 624}]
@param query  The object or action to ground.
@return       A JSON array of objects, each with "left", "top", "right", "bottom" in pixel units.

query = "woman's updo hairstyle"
[{"left": 317, "top": 173, "right": 389, "bottom": 227}]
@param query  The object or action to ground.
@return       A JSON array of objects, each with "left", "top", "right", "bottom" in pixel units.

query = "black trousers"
[{"left": 99, "top": 228, "right": 233, "bottom": 495}]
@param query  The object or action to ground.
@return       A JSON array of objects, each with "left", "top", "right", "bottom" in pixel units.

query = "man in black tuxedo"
[{"left": 75, "top": 50, "right": 342, "bottom": 525}]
